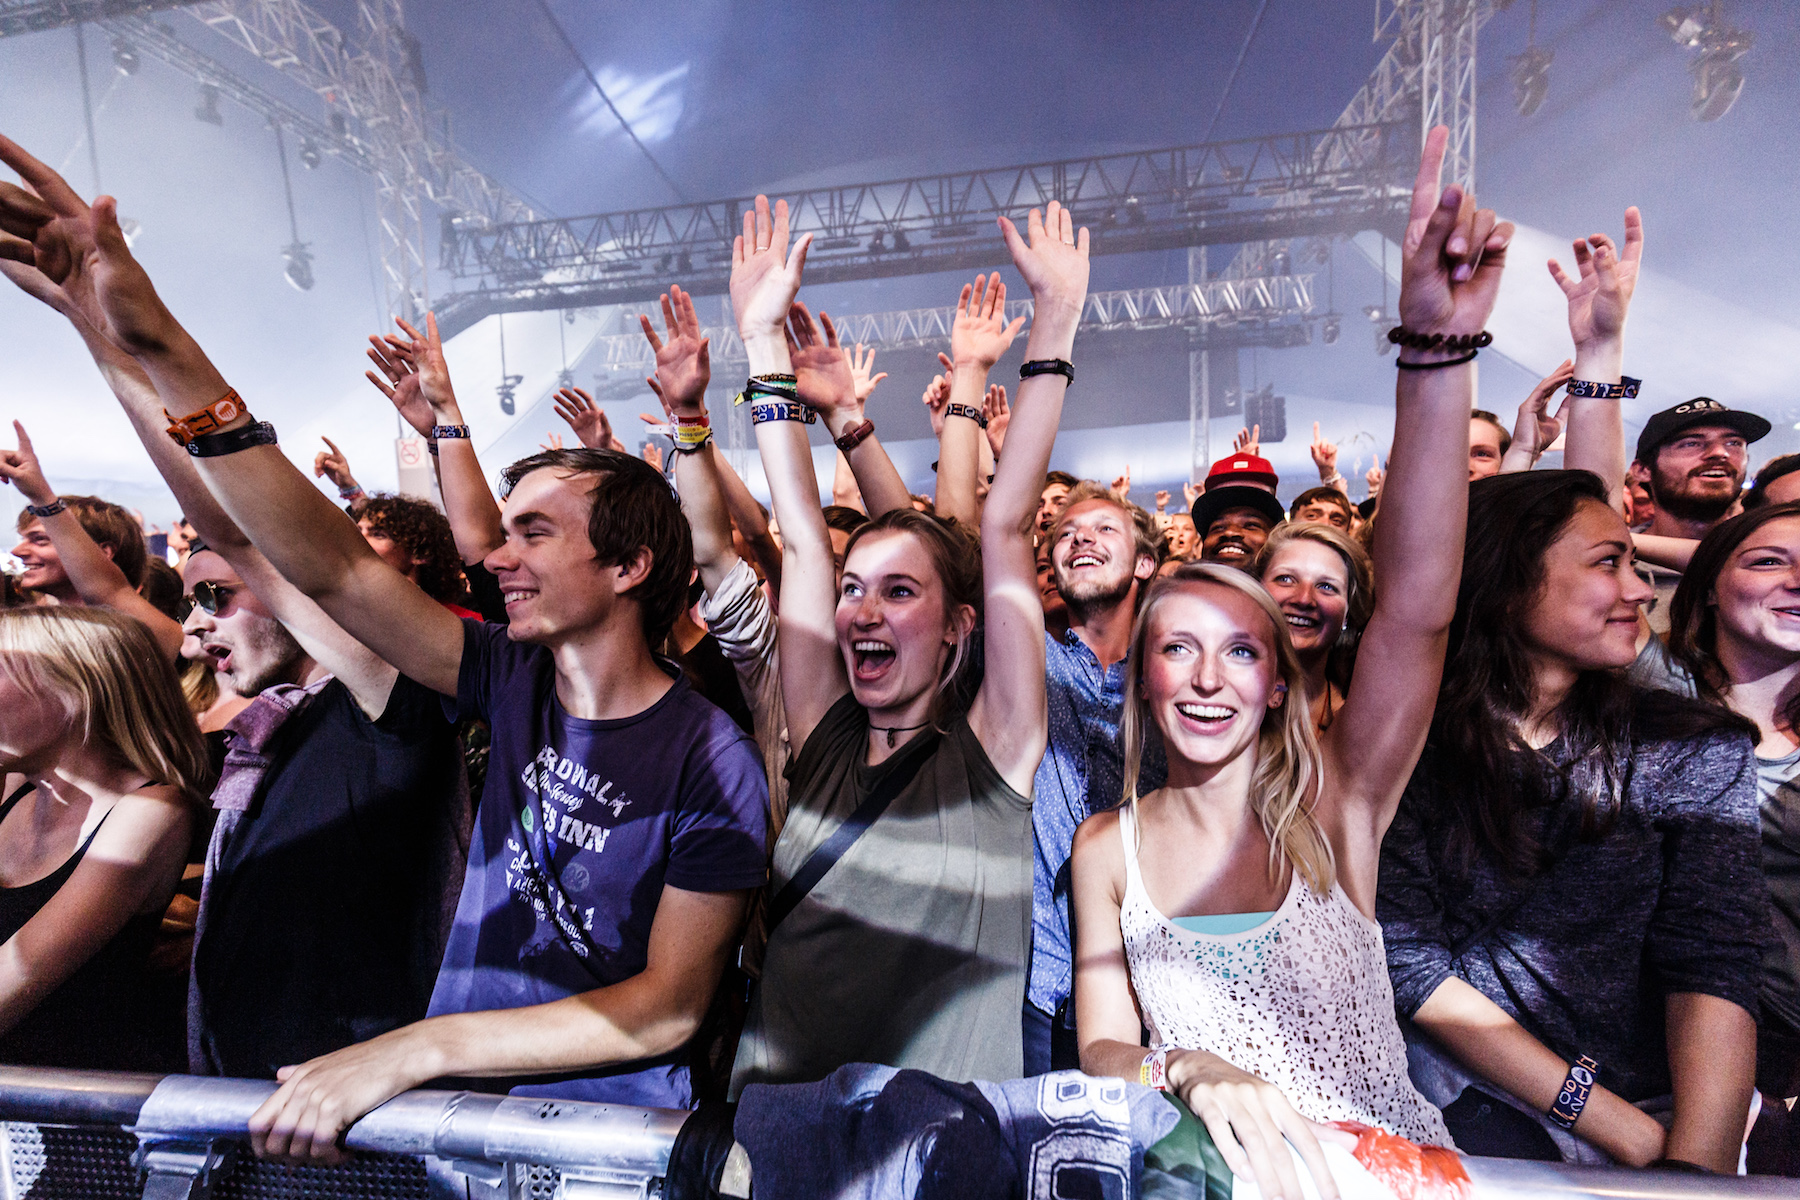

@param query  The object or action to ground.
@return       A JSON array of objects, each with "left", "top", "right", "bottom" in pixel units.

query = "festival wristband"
[
  {"left": 338, "top": 484, "right": 365, "bottom": 500},
  {"left": 834, "top": 419, "right": 876, "bottom": 452},
  {"left": 430, "top": 424, "right": 471, "bottom": 440},
  {"left": 1019, "top": 359, "right": 1075, "bottom": 386},
  {"left": 670, "top": 430, "right": 714, "bottom": 454},
  {"left": 672, "top": 421, "right": 714, "bottom": 448},
  {"left": 944, "top": 402, "right": 987, "bottom": 428},
  {"left": 24, "top": 499, "right": 66, "bottom": 519},
  {"left": 164, "top": 388, "right": 248, "bottom": 446},
  {"left": 1140, "top": 1046, "right": 1170, "bottom": 1092},
  {"left": 187, "top": 421, "right": 279, "bottom": 458},
  {"left": 1565, "top": 376, "right": 1642, "bottom": 400},
  {"left": 1546, "top": 1055, "right": 1599, "bottom": 1130},
  {"left": 735, "top": 374, "right": 800, "bottom": 407},
  {"left": 750, "top": 401, "right": 816, "bottom": 425}
]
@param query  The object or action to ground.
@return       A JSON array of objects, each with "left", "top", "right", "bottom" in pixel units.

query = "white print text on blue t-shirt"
[{"left": 501, "top": 742, "right": 630, "bottom": 960}]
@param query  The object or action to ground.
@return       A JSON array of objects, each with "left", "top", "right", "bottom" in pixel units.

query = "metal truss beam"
[
  {"left": 570, "top": 276, "right": 1313, "bottom": 400},
  {"left": 0, "top": 0, "right": 198, "bottom": 37}
]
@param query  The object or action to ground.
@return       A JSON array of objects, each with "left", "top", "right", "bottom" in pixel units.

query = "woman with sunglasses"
[{"left": 0, "top": 605, "right": 210, "bottom": 1068}]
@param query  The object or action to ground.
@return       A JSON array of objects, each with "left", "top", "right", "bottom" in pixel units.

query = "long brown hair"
[
  {"left": 1668, "top": 501, "right": 1800, "bottom": 735},
  {"left": 1119, "top": 563, "right": 1335, "bottom": 893},
  {"left": 0, "top": 607, "right": 212, "bottom": 805}
]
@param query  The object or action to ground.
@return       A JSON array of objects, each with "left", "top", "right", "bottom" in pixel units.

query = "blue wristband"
[{"left": 1546, "top": 1055, "right": 1599, "bottom": 1130}]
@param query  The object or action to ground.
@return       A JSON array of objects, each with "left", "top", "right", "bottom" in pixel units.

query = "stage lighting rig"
[
  {"left": 193, "top": 83, "right": 222, "bottom": 126},
  {"left": 282, "top": 241, "right": 315, "bottom": 291},
  {"left": 1660, "top": 2, "right": 1753, "bottom": 121},
  {"left": 298, "top": 139, "right": 321, "bottom": 170},
  {"left": 1509, "top": 0, "right": 1552, "bottom": 117}
]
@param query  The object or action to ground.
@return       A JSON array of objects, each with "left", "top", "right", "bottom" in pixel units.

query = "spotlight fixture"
[
  {"left": 496, "top": 374, "right": 522, "bottom": 416},
  {"left": 657, "top": 253, "right": 673, "bottom": 271},
  {"left": 891, "top": 229, "right": 910, "bottom": 253},
  {"left": 329, "top": 111, "right": 348, "bottom": 140},
  {"left": 1660, "top": 2, "right": 1753, "bottom": 122},
  {"left": 1322, "top": 316, "right": 1341, "bottom": 345},
  {"left": 194, "top": 83, "right": 223, "bottom": 126},
  {"left": 557, "top": 368, "right": 575, "bottom": 390},
  {"left": 298, "top": 138, "right": 321, "bottom": 169},
  {"left": 676, "top": 251, "right": 692, "bottom": 273},
  {"left": 1362, "top": 305, "right": 1387, "bottom": 323},
  {"left": 1510, "top": 46, "right": 1554, "bottom": 117},
  {"left": 1124, "top": 195, "right": 1146, "bottom": 225},
  {"left": 868, "top": 230, "right": 886, "bottom": 253},
  {"left": 110, "top": 36, "right": 139, "bottom": 76},
  {"left": 281, "top": 241, "right": 315, "bottom": 291},
  {"left": 1270, "top": 250, "right": 1291, "bottom": 276}
]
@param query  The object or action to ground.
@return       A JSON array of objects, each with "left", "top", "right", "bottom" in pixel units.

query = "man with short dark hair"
[
  {"left": 1631, "top": 398, "right": 1771, "bottom": 631},
  {"left": 1741, "top": 453, "right": 1800, "bottom": 511},
  {"left": 1192, "top": 452, "right": 1285, "bottom": 569},
  {"left": 0, "top": 140, "right": 768, "bottom": 1164},
  {"left": 1027, "top": 481, "right": 1164, "bottom": 1073},
  {"left": 1289, "top": 485, "right": 1354, "bottom": 530}
]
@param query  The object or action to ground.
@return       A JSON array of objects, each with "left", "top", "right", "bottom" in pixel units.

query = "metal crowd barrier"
[{"left": 0, "top": 1066, "right": 1790, "bottom": 1200}]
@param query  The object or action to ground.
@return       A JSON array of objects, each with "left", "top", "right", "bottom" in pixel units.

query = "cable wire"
[
  {"left": 529, "top": 0, "right": 688, "bottom": 202},
  {"left": 1200, "top": 0, "right": 1273, "bottom": 144}
]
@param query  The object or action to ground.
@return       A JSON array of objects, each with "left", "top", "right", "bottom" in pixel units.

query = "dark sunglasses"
[{"left": 180, "top": 580, "right": 237, "bottom": 618}]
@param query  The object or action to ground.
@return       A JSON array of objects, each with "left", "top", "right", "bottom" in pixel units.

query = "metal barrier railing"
[{"left": 0, "top": 1066, "right": 1790, "bottom": 1200}]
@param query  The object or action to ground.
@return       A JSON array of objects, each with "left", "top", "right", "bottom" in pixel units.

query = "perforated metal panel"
[
  {"left": 2, "top": 1122, "right": 139, "bottom": 1199},
  {"left": 214, "top": 1151, "right": 429, "bottom": 1200}
]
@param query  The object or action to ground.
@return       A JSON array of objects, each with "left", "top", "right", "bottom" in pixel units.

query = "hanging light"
[
  {"left": 298, "top": 138, "right": 322, "bottom": 169},
  {"left": 1322, "top": 316, "right": 1340, "bottom": 345},
  {"left": 194, "top": 83, "right": 223, "bottom": 126},
  {"left": 1660, "top": 3, "right": 1753, "bottom": 122},
  {"left": 282, "top": 241, "right": 315, "bottom": 291},
  {"left": 1510, "top": 46, "right": 1554, "bottom": 116},
  {"left": 110, "top": 37, "right": 139, "bottom": 76}
]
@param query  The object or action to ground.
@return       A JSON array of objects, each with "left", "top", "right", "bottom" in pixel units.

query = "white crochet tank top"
[{"left": 1118, "top": 808, "right": 1452, "bottom": 1147}]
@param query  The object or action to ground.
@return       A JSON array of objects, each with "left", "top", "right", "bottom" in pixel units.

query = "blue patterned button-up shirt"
[{"left": 1028, "top": 628, "right": 1166, "bottom": 1015}]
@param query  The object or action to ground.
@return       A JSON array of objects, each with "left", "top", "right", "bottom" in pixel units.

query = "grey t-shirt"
[
  {"left": 731, "top": 694, "right": 1033, "bottom": 1096},
  {"left": 1757, "top": 747, "right": 1800, "bottom": 1036}
]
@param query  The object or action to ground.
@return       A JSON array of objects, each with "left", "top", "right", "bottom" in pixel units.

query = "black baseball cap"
[
  {"left": 1192, "top": 483, "right": 1286, "bottom": 537},
  {"left": 1634, "top": 398, "right": 1770, "bottom": 464}
]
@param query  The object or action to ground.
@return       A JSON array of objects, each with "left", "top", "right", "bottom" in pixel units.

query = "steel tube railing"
[{"left": 0, "top": 1067, "right": 1791, "bottom": 1199}]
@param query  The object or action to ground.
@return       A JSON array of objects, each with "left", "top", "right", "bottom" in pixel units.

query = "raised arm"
[
  {"left": 1550, "top": 208, "right": 1643, "bottom": 508},
  {"left": 733, "top": 196, "right": 845, "bottom": 748},
  {"left": 0, "top": 420, "right": 183, "bottom": 659},
  {"left": 1324, "top": 126, "right": 1511, "bottom": 912},
  {"left": 373, "top": 316, "right": 506, "bottom": 565},
  {"left": 937, "top": 274, "right": 1026, "bottom": 528},
  {"left": 311, "top": 437, "right": 365, "bottom": 508},
  {"left": 1310, "top": 423, "right": 1348, "bottom": 495},
  {"left": 787, "top": 309, "right": 911, "bottom": 518},
  {"left": 0, "top": 257, "right": 401, "bottom": 713},
  {"left": 0, "top": 135, "right": 464, "bottom": 696},
  {"left": 967, "top": 203, "right": 1087, "bottom": 794}
]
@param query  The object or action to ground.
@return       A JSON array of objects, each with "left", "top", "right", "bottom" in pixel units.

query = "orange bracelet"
[{"left": 164, "top": 389, "right": 248, "bottom": 445}]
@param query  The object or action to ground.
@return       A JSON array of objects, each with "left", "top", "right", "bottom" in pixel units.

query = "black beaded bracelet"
[
  {"left": 1386, "top": 327, "right": 1493, "bottom": 352},
  {"left": 1395, "top": 349, "right": 1479, "bottom": 370},
  {"left": 1019, "top": 358, "right": 1075, "bottom": 386},
  {"left": 187, "top": 421, "right": 279, "bottom": 458}
]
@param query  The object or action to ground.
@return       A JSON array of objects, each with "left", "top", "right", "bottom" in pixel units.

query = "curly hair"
[{"left": 356, "top": 494, "right": 466, "bottom": 605}]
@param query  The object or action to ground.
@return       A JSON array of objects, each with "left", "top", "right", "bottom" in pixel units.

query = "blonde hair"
[
  {"left": 1119, "top": 562, "right": 1336, "bottom": 893},
  {"left": 0, "top": 608, "right": 211, "bottom": 806}
]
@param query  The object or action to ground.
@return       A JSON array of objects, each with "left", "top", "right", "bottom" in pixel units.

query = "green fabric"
[
  {"left": 1142, "top": 1094, "right": 1235, "bottom": 1200},
  {"left": 1169, "top": 911, "right": 1275, "bottom": 936}
]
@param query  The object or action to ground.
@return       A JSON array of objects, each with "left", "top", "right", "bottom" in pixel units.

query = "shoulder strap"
[{"left": 765, "top": 739, "right": 933, "bottom": 937}]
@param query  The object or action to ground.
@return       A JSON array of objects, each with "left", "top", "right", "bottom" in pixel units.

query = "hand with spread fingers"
[
  {"left": 996, "top": 199, "right": 1089, "bottom": 332},
  {"left": 641, "top": 441, "right": 664, "bottom": 472},
  {"left": 553, "top": 387, "right": 625, "bottom": 452},
  {"left": 730, "top": 194, "right": 811, "bottom": 344},
  {"left": 381, "top": 314, "right": 460, "bottom": 419},
  {"left": 1234, "top": 425, "right": 1260, "bottom": 457},
  {"left": 950, "top": 273, "right": 1027, "bottom": 370},
  {"left": 785, "top": 303, "right": 861, "bottom": 436},
  {"left": 1504, "top": 359, "right": 1576, "bottom": 471},
  {"left": 846, "top": 342, "right": 887, "bottom": 402},
  {"left": 1549, "top": 208, "right": 1643, "bottom": 354},
  {"left": 983, "top": 383, "right": 1010, "bottom": 458},
  {"left": 639, "top": 285, "right": 711, "bottom": 418},
  {"left": 1154, "top": 489, "right": 1171, "bottom": 514},
  {"left": 364, "top": 334, "right": 434, "bottom": 438},
  {"left": 1396, "top": 126, "right": 1514, "bottom": 345}
]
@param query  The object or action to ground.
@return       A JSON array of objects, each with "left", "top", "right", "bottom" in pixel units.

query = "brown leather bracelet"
[{"left": 834, "top": 419, "right": 875, "bottom": 452}]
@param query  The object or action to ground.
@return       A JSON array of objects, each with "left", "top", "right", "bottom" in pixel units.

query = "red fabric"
[
  {"left": 1329, "top": 1122, "right": 1470, "bottom": 1200},
  {"left": 1202, "top": 452, "right": 1279, "bottom": 489},
  {"left": 441, "top": 601, "right": 482, "bottom": 621}
]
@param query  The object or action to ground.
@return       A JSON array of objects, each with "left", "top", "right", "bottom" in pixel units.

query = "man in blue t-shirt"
[{"left": 23, "top": 185, "right": 776, "bottom": 1159}]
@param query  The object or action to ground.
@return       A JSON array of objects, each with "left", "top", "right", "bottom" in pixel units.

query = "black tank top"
[{"left": 0, "top": 784, "right": 164, "bottom": 1069}]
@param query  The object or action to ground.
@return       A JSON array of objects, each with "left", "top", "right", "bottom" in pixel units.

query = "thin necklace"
[{"left": 869, "top": 721, "right": 930, "bottom": 748}]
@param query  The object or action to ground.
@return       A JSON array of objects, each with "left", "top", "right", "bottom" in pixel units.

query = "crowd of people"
[{"left": 0, "top": 119, "right": 1794, "bottom": 1194}]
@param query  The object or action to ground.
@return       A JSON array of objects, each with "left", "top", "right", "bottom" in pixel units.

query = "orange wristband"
[{"left": 165, "top": 389, "right": 248, "bottom": 445}]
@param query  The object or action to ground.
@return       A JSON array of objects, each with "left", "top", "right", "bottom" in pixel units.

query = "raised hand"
[
  {"left": 950, "top": 273, "right": 1027, "bottom": 369},
  {"left": 553, "top": 387, "right": 620, "bottom": 451},
  {"left": 387, "top": 314, "right": 459, "bottom": 416},
  {"left": 922, "top": 369, "right": 952, "bottom": 438},
  {"left": 983, "top": 382, "right": 1010, "bottom": 458},
  {"left": 1548, "top": 208, "right": 1643, "bottom": 352},
  {"left": 997, "top": 200, "right": 1089, "bottom": 320},
  {"left": 1234, "top": 425, "right": 1260, "bottom": 457},
  {"left": 730, "top": 195, "right": 811, "bottom": 341},
  {"left": 1183, "top": 480, "right": 1200, "bottom": 509},
  {"left": 1366, "top": 454, "right": 1385, "bottom": 497},
  {"left": 639, "top": 285, "right": 711, "bottom": 416},
  {"left": 641, "top": 441, "right": 664, "bottom": 472},
  {"left": 312, "top": 437, "right": 357, "bottom": 491},
  {"left": 1111, "top": 466, "right": 1131, "bottom": 499},
  {"left": 1396, "top": 125, "right": 1514, "bottom": 342},
  {"left": 365, "top": 334, "right": 434, "bottom": 437},
  {"left": 0, "top": 421, "right": 56, "bottom": 507},
  {"left": 847, "top": 343, "right": 887, "bottom": 402},
  {"left": 0, "top": 135, "right": 178, "bottom": 354},
  {"left": 1154, "top": 489, "right": 1171, "bottom": 513},
  {"left": 1310, "top": 422, "right": 1340, "bottom": 478},
  {"left": 540, "top": 432, "right": 564, "bottom": 452},
  {"left": 785, "top": 303, "right": 859, "bottom": 430},
  {"left": 1509, "top": 359, "right": 1575, "bottom": 462}
]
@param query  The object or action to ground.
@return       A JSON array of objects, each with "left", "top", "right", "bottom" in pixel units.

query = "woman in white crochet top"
[{"left": 1071, "top": 126, "right": 1509, "bottom": 1200}]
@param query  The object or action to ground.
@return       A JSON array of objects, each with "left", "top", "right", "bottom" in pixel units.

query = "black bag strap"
[{"left": 765, "top": 740, "right": 932, "bottom": 936}]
